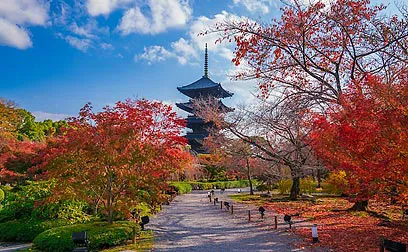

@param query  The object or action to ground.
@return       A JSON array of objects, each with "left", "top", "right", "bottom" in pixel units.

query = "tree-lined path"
[{"left": 150, "top": 190, "right": 304, "bottom": 252}]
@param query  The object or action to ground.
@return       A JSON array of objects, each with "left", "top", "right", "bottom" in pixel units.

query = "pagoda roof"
[
  {"left": 177, "top": 76, "right": 233, "bottom": 98},
  {"left": 176, "top": 100, "right": 234, "bottom": 114},
  {"left": 185, "top": 132, "right": 208, "bottom": 140}
]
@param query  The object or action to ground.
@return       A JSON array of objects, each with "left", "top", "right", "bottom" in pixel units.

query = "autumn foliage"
[
  {"left": 34, "top": 99, "right": 191, "bottom": 223},
  {"left": 310, "top": 72, "right": 408, "bottom": 204}
]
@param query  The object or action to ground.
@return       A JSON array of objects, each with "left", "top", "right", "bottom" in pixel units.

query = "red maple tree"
[
  {"left": 310, "top": 70, "right": 408, "bottom": 206},
  {"left": 35, "top": 99, "right": 191, "bottom": 223}
]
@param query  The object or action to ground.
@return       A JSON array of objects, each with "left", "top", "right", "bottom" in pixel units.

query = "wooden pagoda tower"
[{"left": 176, "top": 44, "right": 233, "bottom": 154}]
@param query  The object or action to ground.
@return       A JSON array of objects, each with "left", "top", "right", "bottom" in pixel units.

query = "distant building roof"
[
  {"left": 177, "top": 76, "right": 233, "bottom": 98},
  {"left": 176, "top": 100, "right": 233, "bottom": 114}
]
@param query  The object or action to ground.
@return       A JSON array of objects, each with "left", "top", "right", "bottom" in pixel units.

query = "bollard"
[
  {"left": 274, "top": 216, "right": 278, "bottom": 229},
  {"left": 220, "top": 201, "right": 223, "bottom": 209},
  {"left": 248, "top": 210, "right": 251, "bottom": 222},
  {"left": 231, "top": 205, "right": 234, "bottom": 215},
  {"left": 214, "top": 199, "right": 216, "bottom": 206},
  {"left": 312, "top": 224, "right": 319, "bottom": 242}
]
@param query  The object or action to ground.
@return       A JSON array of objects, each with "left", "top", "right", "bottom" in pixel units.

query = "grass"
[{"left": 102, "top": 230, "right": 154, "bottom": 252}]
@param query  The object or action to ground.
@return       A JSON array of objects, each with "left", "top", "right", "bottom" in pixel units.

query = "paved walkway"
[
  {"left": 0, "top": 243, "right": 32, "bottom": 252},
  {"left": 150, "top": 189, "right": 304, "bottom": 252}
]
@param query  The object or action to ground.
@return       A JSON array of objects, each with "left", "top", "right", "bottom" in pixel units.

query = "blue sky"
[{"left": 0, "top": 0, "right": 399, "bottom": 121}]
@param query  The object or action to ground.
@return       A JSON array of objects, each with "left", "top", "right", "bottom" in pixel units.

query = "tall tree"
[
  {"left": 210, "top": 0, "right": 407, "bottom": 208},
  {"left": 0, "top": 99, "right": 20, "bottom": 141},
  {"left": 214, "top": 0, "right": 407, "bottom": 105},
  {"left": 36, "top": 99, "right": 191, "bottom": 223},
  {"left": 204, "top": 137, "right": 265, "bottom": 195},
  {"left": 310, "top": 71, "right": 408, "bottom": 208},
  {"left": 194, "top": 97, "right": 317, "bottom": 200}
]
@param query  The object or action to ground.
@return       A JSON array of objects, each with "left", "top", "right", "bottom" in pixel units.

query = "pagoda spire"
[{"left": 204, "top": 43, "right": 208, "bottom": 78}]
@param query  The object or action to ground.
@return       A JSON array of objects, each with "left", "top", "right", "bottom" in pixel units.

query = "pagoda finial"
[{"left": 204, "top": 43, "right": 208, "bottom": 78}]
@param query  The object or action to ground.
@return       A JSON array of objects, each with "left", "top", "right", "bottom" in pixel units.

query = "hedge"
[
  {"left": 33, "top": 221, "right": 139, "bottom": 252},
  {"left": 188, "top": 180, "right": 252, "bottom": 190},
  {"left": 33, "top": 221, "right": 140, "bottom": 252},
  {"left": 169, "top": 182, "right": 192, "bottom": 194},
  {"left": 0, "top": 219, "right": 68, "bottom": 242}
]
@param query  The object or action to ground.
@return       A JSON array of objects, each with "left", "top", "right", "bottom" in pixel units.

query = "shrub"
[
  {"left": 300, "top": 177, "right": 317, "bottom": 194},
  {"left": 256, "top": 184, "right": 270, "bottom": 192},
  {"left": 0, "top": 219, "right": 67, "bottom": 242},
  {"left": 33, "top": 221, "right": 139, "bottom": 252},
  {"left": 276, "top": 179, "right": 292, "bottom": 194},
  {"left": 33, "top": 200, "right": 91, "bottom": 224},
  {"left": 0, "top": 181, "right": 90, "bottom": 223},
  {"left": 276, "top": 177, "right": 317, "bottom": 195},
  {"left": 169, "top": 182, "right": 192, "bottom": 194},
  {"left": 0, "top": 188, "right": 4, "bottom": 203},
  {"left": 0, "top": 181, "right": 53, "bottom": 221},
  {"left": 186, "top": 180, "right": 251, "bottom": 190},
  {"left": 322, "top": 171, "right": 347, "bottom": 195},
  {"left": 132, "top": 202, "right": 152, "bottom": 217}
]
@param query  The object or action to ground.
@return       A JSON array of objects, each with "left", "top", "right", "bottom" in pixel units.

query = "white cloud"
[
  {"left": 64, "top": 18, "right": 109, "bottom": 52},
  {"left": 233, "top": 0, "right": 275, "bottom": 14},
  {"left": 69, "top": 21, "right": 99, "bottom": 39},
  {"left": 0, "top": 19, "right": 32, "bottom": 49},
  {"left": 188, "top": 11, "right": 252, "bottom": 58},
  {"left": 117, "top": 0, "right": 192, "bottom": 35},
  {"left": 0, "top": 0, "right": 49, "bottom": 25},
  {"left": 0, "top": 0, "right": 49, "bottom": 49},
  {"left": 136, "top": 38, "right": 199, "bottom": 65},
  {"left": 136, "top": 11, "right": 248, "bottom": 66},
  {"left": 101, "top": 42, "right": 114, "bottom": 50},
  {"left": 32, "top": 111, "right": 70, "bottom": 122},
  {"left": 135, "top": 45, "right": 174, "bottom": 65},
  {"left": 171, "top": 38, "right": 198, "bottom": 64},
  {"left": 65, "top": 36, "right": 92, "bottom": 52},
  {"left": 86, "top": 0, "right": 133, "bottom": 16}
]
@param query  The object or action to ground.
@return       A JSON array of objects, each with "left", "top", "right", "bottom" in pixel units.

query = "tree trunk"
[
  {"left": 107, "top": 175, "right": 114, "bottom": 224},
  {"left": 349, "top": 200, "right": 369, "bottom": 211},
  {"left": 317, "top": 168, "right": 322, "bottom": 188},
  {"left": 246, "top": 158, "right": 253, "bottom": 195},
  {"left": 290, "top": 177, "right": 300, "bottom": 200},
  {"left": 93, "top": 199, "right": 100, "bottom": 215}
]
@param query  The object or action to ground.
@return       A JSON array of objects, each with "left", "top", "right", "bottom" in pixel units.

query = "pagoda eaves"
[{"left": 177, "top": 76, "right": 233, "bottom": 98}]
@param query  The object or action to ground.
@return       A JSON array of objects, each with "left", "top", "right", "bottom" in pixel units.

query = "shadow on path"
[{"left": 149, "top": 189, "right": 304, "bottom": 252}]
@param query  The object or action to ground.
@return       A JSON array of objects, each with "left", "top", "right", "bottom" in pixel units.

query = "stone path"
[
  {"left": 149, "top": 189, "right": 305, "bottom": 252},
  {"left": 0, "top": 243, "right": 32, "bottom": 252}
]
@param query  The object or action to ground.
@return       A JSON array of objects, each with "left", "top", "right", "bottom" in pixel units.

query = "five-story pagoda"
[{"left": 176, "top": 44, "right": 233, "bottom": 154}]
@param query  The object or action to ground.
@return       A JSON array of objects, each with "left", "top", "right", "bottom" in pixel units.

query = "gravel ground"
[{"left": 149, "top": 189, "right": 306, "bottom": 252}]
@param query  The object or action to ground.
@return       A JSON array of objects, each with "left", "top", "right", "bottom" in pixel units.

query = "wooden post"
[
  {"left": 248, "top": 210, "right": 251, "bottom": 222},
  {"left": 379, "top": 237, "right": 385, "bottom": 252},
  {"left": 274, "top": 216, "right": 278, "bottom": 229},
  {"left": 231, "top": 205, "right": 234, "bottom": 214},
  {"left": 221, "top": 201, "right": 223, "bottom": 209},
  {"left": 132, "top": 226, "right": 136, "bottom": 244}
]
